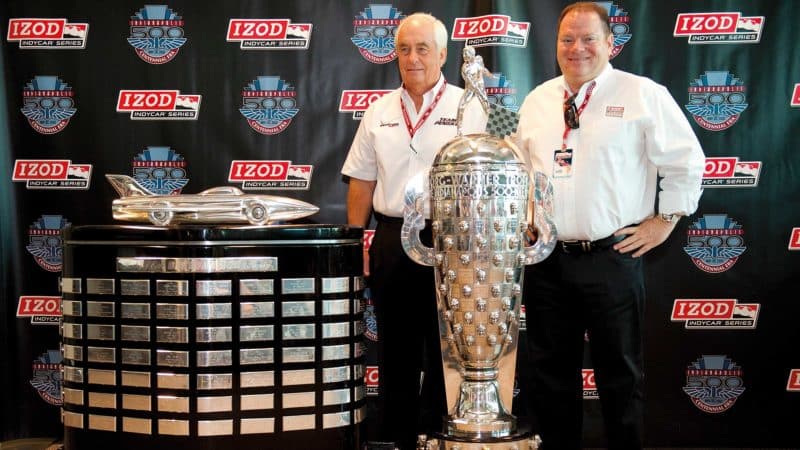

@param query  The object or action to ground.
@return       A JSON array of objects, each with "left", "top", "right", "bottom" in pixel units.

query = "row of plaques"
[{"left": 62, "top": 276, "right": 360, "bottom": 297}]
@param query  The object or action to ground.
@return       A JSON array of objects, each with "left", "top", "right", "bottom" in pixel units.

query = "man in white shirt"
[
  {"left": 514, "top": 2, "right": 705, "bottom": 449},
  {"left": 341, "top": 12, "right": 486, "bottom": 449}
]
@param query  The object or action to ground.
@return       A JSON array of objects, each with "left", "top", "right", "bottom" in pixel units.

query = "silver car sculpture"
[{"left": 106, "top": 174, "right": 319, "bottom": 226}]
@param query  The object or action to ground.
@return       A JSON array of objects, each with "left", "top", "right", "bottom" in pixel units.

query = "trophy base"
[{"left": 418, "top": 423, "right": 541, "bottom": 450}]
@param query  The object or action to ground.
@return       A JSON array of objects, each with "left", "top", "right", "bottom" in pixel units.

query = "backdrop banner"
[{"left": 2, "top": 1, "right": 799, "bottom": 447}]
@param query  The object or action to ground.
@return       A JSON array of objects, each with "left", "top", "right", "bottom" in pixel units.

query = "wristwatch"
[{"left": 659, "top": 213, "right": 681, "bottom": 224}]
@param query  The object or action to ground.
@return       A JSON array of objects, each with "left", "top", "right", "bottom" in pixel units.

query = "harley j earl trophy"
[{"left": 401, "top": 45, "right": 557, "bottom": 450}]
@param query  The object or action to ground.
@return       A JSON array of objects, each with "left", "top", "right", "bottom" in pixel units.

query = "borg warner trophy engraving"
[
  {"left": 106, "top": 174, "right": 319, "bottom": 226},
  {"left": 402, "top": 45, "right": 557, "bottom": 450}
]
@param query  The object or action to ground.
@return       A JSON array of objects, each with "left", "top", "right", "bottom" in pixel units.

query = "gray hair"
[{"left": 396, "top": 12, "right": 448, "bottom": 51}]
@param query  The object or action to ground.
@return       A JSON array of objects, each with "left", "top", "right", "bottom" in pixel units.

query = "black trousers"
[
  {"left": 524, "top": 245, "right": 645, "bottom": 450},
  {"left": 368, "top": 219, "right": 445, "bottom": 450}
]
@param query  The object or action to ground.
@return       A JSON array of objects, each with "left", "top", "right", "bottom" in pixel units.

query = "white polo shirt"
[
  {"left": 342, "top": 75, "right": 487, "bottom": 218},
  {"left": 514, "top": 64, "right": 705, "bottom": 241}
]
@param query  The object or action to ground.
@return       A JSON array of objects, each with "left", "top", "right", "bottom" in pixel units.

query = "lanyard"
[
  {"left": 561, "top": 80, "right": 596, "bottom": 150},
  {"left": 400, "top": 80, "right": 447, "bottom": 142}
]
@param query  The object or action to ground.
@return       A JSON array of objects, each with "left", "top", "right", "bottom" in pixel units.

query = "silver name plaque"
[
  {"left": 121, "top": 348, "right": 150, "bottom": 365},
  {"left": 121, "top": 303, "right": 150, "bottom": 319},
  {"left": 240, "top": 325, "right": 274, "bottom": 342},
  {"left": 196, "top": 280, "right": 232, "bottom": 297},
  {"left": 240, "top": 348, "right": 274, "bottom": 365},
  {"left": 158, "top": 396, "right": 189, "bottom": 413},
  {"left": 240, "top": 279, "right": 274, "bottom": 296},
  {"left": 283, "top": 391, "right": 315, "bottom": 408},
  {"left": 121, "top": 325, "right": 150, "bottom": 342},
  {"left": 241, "top": 394, "right": 274, "bottom": 411},
  {"left": 323, "top": 388, "right": 350, "bottom": 406},
  {"left": 282, "top": 301, "right": 315, "bottom": 317},
  {"left": 323, "top": 366, "right": 350, "bottom": 383},
  {"left": 88, "top": 368, "right": 116, "bottom": 386},
  {"left": 63, "top": 344, "right": 83, "bottom": 361},
  {"left": 322, "top": 344, "right": 350, "bottom": 361},
  {"left": 282, "top": 278, "right": 315, "bottom": 294},
  {"left": 157, "top": 326, "right": 189, "bottom": 343},
  {"left": 156, "top": 350, "right": 189, "bottom": 367},
  {"left": 156, "top": 303, "right": 188, "bottom": 320},
  {"left": 240, "top": 302, "right": 274, "bottom": 318},
  {"left": 61, "top": 278, "right": 81, "bottom": 294},
  {"left": 121, "top": 370, "right": 150, "bottom": 387},
  {"left": 241, "top": 417, "right": 275, "bottom": 434},
  {"left": 197, "top": 396, "right": 232, "bottom": 413},
  {"left": 322, "top": 277, "right": 349, "bottom": 294},
  {"left": 120, "top": 279, "right": 149, "bottom": 296},
  {"left": 323, "top": 322, "right": 350, "bottom": 339},
  {"left": 283, "top": 414, "right": 315, "bottom": 432},
  {"left": 63, "top": 387, "right": 83, "bottom": 405},
  {"left": 117, "top": 257, "right": 278, "bottom": 273},
  {"left": 62, "top": 300, "right": 82, "bottom": 316},
  {"left": 197, "top": 373, "right": 232, "bottom": 390},
  {"left": 87, "top": 324, "right": 115, "bottom": 340},
  {"left": 87, "top": 346, "right": 116, "bottom": 363},
  {"left": 158, "top": 372, "right": 190, "bottom": 390},
  {"left": 322, "top": 299, "right": 349, "bottom": 316},
  {"left": 198, "top": 419, "right": 233, "bottom": 436},
  {"left": 62, "top": 323, "right": 82, "bottom": 339},
  {"left": 196, "top": 327, "right": 233, "bottom": 343},
  {"left": 196, "top": 303, "right": 232, "bottom": 320},
  {"left": 87, "top": 301, "right": 115, "bottom": 318},
  {"left": 283, "top": 347, "right": 315, "bottom": 363},
  {"left": 240, "top": 371, "right": 274, "bottom": 388},
  {"left": 123, "top": 417, "right": 151, "bottom": 434},
  {"left": 156, "top": 280, "right": 189, "bottom": 297},
  {"left": 158, "top": 419, "right": 189, "bottom": 436},
  {"left": 283, "top": 369, "right": 315, "bottom": 386},
  {"left": 86, "top": 278, "right": 115, "bottom": 295},
  {"left": 89, "top": 392, "right": 116, "bottom": 409},
  {"left": 63, "top": 366, "right": 84, "bottom": 383},
  {"left": 283, "top": 324, "right": 315, "bottom": 340},
  {"left": 122, "top": 394, "right": 151, "bottom": 411},
  {"left": 63, "top": 411, "right": 83, "bottom": 429},
  {"left": 197, "top": 350, "right": 232, "bottom": 367},
  {"left": 324, "top": 411, "right": 352, "bottom": 429},
  {"left": 89, "top": 414, "right": 116, "bottom": 432}
]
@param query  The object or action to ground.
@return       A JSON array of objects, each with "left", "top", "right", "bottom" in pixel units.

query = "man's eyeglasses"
[{"left": 563, "top": 93, "right": 579, "bottom": 129}]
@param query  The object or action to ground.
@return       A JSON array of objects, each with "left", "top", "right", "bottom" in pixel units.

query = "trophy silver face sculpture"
[
  {"left": 401, "top": 46, "right": 557, "bottom": 450},
  {"left": 106, "top": 174, "right": 319, "bottom": 226}
]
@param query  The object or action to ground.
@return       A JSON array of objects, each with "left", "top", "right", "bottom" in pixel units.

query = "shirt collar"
[
  {"left": 560, "top": 63, "right": 613, "bottom": 97},
  {"left": 400, "top": 74, "right": 445, "bottom": 114}
]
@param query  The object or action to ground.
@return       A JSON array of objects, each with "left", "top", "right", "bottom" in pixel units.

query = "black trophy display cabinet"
[{"left": 60, "top": 224, "right": 365, "bottom": 450}]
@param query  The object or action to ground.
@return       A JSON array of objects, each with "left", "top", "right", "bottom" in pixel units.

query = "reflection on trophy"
[{"left": 401, "top": 45, "right": 557, "bottom": 450}]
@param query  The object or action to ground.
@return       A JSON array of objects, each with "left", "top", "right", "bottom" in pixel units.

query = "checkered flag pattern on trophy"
[{"left": 486, "top": 102, "right": 520, "bottom": 138}]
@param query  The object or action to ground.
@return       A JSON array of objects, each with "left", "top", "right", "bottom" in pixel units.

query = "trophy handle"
[
  {"left": 524, "top": 171, "right": 558, "bottom": 265},
  {"left": 401, "top": 172, "right": 435, "bottom": 266}
]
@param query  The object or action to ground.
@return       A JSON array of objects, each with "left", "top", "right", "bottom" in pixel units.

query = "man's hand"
[{"left": 612, "top": 216, "right": 678, "bottom": 258}]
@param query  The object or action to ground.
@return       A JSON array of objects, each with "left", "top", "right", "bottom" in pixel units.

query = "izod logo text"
[
  {"left": 339, "top": 90, "right": 391, "bottom": 112},
  {"left": 674, "top": 13, "right": 738, "bottom": 35},
  {"left": 672, "top": 299, "right": 735, "bottom": 319},
  {"left": 452, "top": 15, "right": 510, "bottom": 38},
  {"left": 227, "top": 19, "right": 289, "bottom": 39},
  {"left": 229, "top": 161, "right": 290, "bottom": 181},
  {"left": 7, "top": 19, "right": 65, "bottom": 39},
  {"left": 117, "top": 91, "right": 178, "bottom": 111},
  {"left": 13, "top": 160, "right": 70, "bottom": 179},
  {"left": 17, "top": 296, "right": 61, "bottom": 317}
]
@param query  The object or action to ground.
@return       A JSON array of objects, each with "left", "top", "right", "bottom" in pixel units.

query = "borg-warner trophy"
[{"left": 401, "top": 46, "right": 557, "bottom": 450}]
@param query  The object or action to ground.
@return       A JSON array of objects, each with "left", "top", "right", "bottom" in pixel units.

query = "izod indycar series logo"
[
  {"left": 350, "top": 4, "right": 404, "bottom": 64},
  {"left": 684, "top": 214, "right": 746, "bottom": 274},
  {"left": 17, "top": 296, "right": 61, "bottom": 325},
  {"left": 788, "top": 369, "right": 800, "bottom": 392},
  {"left": 702, "top": 157, "right": 761, "bottom": 188},
  {"left": 21, "top": 76, "right": 76, "bottom": 134},
  {"left": 685, "top": 71, "right": 747, "bottom": 132},
  {"left": 229, "top": 160, "right": 313, "bottom": 190},
  {"left": 339, "top": 90, "right": 391, "bottom": 119},
  {"left": 117, "top": 90, "right": 201, "bottom": 120},
  {"left": 671, "top": 299, "right": 760, "bottom": 329},
  {"left": 792, "top": 83, "right": 800, "bottom": 107},
  {"left": 789, "top": 228, "right": 800, "bottom": 251},
  {"left": 227, "top": 19, "right": 312, "bottom": 49},
  {"left": 13, "top": 160, "right": 91, "bottom": 189},
  {"left": 674, "top": 12, "right": 764, "bottom": 44},
  {"left": 7, "top": 18, "right": 88, "bottom": 49},
  {"left": 583, "top": 369, "right": 598, "bottom": 399},
  {"left": 451, "top": 14, "right": 530, "bottom": 48},
  {"left": 365, "top": 365, "right": 379, "bottom": 396},
  {"left": 127, "top": 4, "right": 187, "bottom": 64}
]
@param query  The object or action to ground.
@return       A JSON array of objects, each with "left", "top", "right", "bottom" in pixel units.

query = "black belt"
[
  {"left": 558, "top": 234, "right": 626, "bottom": 253},
  {"left": 374, "top": 212, "right": 431, "bottom": 228},
  {"left": 373, "top": 212, "right": 404, "bottom": 224}
]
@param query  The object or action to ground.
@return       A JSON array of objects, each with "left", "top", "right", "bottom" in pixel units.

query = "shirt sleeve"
[
  {"left": 644, "top": 83, "right": 706, "bottom": 216},
  {"left": 341, "top": 107, "right": 378, "bottom": 181}
]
